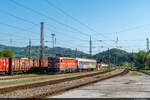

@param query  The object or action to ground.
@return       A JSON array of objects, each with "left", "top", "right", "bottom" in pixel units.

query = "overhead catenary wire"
[
  {"left": 44, "top": 0, "right": 111, "bottom": 39},
  {"left": 117, "top": 23, "right": 150, "bottom": 34},
  {"left": 0, "top": 9, "right": 78, "bottom": 39},
  {"left": 9, "top": 0, "right": 91, "bottom": 37},
  {"left": 5, "top": 0, "right": 93, "bottom": 47},
  {"left": 44, "top": 0, "right": 116, "bottom": 48},
  {"left": 0, "top": 8, "right": 89, "bottom": 42},
  {"left": 0, "top": 9, "right": 38, "bottom": 26},
  {"left": 0, "top": 22, "right": 38, "bottom": 35},
  {"left": 5, "top": 0, "right": 145, "bottom": 53},
  {"left": 9, "top": 0, "right": 117, "bottom": 52}
]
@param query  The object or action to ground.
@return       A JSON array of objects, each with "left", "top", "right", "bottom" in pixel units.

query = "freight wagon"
[
  {"left": 0, "top": 57, "right": 48, "bottom": 75},
  {"left": 38, "top": 59, "right": 49, "bottom": 73},
  {"left": 9, "top": 58, "right": 34, "bottom": 74},
  {"left": 0, "top": 57, "right": 9, "bottom": 74}
]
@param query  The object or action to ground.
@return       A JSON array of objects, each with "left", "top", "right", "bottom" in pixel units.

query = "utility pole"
[
  {"left": 40, "top": 22, "right": 44, "bottom": 67},
  {"left": 28, "top": 40, "right": 31, "bottom": 59},
  {"left": 130, "top": 50, "right": 134, "bottom": 70},
  {"left": 75, "top": 48, "right": 77, "bottom": 58},
  {"left": 90, "top": 35, "right": 92, "bottom": 58},
  {"left": 116, "top": 32, "right": 119, "bottom": 48},
  {"left": 108, "top": 48, "right": 111, "bottom": 71},
  {"left": 55, "top": 38, "right": 56, "bottom": 45},
  {"left": 10, "top": 38, "right": 12, "bottom": 46},
  {"left": 146, "top": 38, "right": 149, "bottom": 52},
  {"left": 51, "top": 33, "right": 55, "bottom": 57},
  {"left": 113, "top": 55, "right": 116, "bottom": 66}
]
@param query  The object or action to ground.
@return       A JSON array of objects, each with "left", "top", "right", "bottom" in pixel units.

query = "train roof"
[
  {"left": 59, "top": 57, "right": 75, "bottom": 60},
  {"left": 49, "top": 57, "right": 96, "bottom": 62},
  {"left": 76, "top": 58, "right": 96, "bottom": 62},
  {"left": 49, "top": 57, "right": 76, "bottom": 60}
]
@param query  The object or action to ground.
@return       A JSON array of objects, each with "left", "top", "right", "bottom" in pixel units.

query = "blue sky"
[{"left": 0, "top": 0, "right": 150, "bottom": 54}]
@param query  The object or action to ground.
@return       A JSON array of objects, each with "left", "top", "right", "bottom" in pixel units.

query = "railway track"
[
  {"left": 0, "top": 69, "right": 115, "bottom": 94},
  {"left": 0, "top": 69, "right": 110, "bottom": 81},
  {"left": 0, "top": 74, "right": 48, "bottom": 80},
  {"left": 0, "top": 70, "right": 102, "bottom": 80},
  {"left": 24, "top": 68, "right": 129, "bottom": 99}
]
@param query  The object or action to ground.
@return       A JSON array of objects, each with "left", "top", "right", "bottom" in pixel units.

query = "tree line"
[
  {"left": 136, "top": 51, "right": 150, "bottom": 70},
  {"left": 0, "top": 47, "right": 150, "bottom": 70}
]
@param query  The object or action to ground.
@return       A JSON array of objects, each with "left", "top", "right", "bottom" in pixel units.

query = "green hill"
[
  {"left": 93, "top": 48, "right": 137, "bottom": 65},
  {"left": 0, "top": 44, "right": 89, "bottom": 59}
]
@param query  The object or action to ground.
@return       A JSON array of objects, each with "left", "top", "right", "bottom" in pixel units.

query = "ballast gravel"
[{"left": 0, "top": 69, "right": 122, "bottom": 98}]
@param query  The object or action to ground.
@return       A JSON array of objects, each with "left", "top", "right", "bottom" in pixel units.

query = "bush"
[{"left": 0, "top": 50, "right": 14, "bottom": 58}]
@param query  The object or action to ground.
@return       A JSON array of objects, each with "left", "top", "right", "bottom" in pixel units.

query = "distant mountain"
[{"left": 0, "top": 44, "right": 89, "bottom": 59}]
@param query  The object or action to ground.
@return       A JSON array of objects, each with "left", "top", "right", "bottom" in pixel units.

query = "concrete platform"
[{"left": 51, "top": 72, "right": 150, "bottom": 98}]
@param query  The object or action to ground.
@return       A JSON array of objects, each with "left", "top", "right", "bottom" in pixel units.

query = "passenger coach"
[{"left": 76, "top": 58, "right": 97, "bottom": 71}]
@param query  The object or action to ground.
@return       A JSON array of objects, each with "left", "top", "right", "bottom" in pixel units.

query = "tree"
[
  {"left": 0, "top": 50, "right": 14, "bottom": 58},
  {"left": 145, "top": 52, "right": 150, "bottom": 69},
  {"left": 120, "top": 62, "right": 129, "bottom": 67},
  {"left": 0, "top": 52, "right": 2, "bottom": 57},
  {"left": 136, "top": 51, "right": 147, "bottom": 69}
]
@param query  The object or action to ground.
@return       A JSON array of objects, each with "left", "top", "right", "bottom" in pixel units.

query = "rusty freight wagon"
[
  {"left": 0, "top": 57, "right": 9, "bottom": 74},
  {"left": 10, "top": 58, "right": 33, "bottom": 74}
]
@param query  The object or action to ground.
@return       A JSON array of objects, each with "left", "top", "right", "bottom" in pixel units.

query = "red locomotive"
[{"left": 48, "top": 57, "right": 77, "bottom": 72}]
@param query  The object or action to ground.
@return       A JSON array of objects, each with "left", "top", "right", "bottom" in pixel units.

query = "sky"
[{"left": 0, "top": 0, "right": 150, "bottom": 54}]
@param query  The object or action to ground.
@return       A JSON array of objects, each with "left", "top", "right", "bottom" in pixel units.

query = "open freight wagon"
[{"left": 0, "top": 57, "right": 48, "bottom": 75}]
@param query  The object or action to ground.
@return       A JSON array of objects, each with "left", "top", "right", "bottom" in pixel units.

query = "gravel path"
[
  {"left": 50, "top": 71, "right": 150, "bottom": 98},
  {"left": 0, "top": 69, "right": 121, "bottom": 98}
]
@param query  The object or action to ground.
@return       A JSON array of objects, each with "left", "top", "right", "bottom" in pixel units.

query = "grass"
[
  {"left": 124, "top": 80, "right": 136, "bottom": 84},
  {"left": 0, "top": 71, "right": 101, "bottom": 87},
  {"left": 129, "top": 72, "right": 142, "bottom": 76},
  {"left": 141, "top": 69, "right": 150, "bottom": 73}
]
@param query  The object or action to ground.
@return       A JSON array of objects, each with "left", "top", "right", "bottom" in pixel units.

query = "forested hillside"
[
  {"left": 93, "top": 48, "right": 137, "bottom": 65},
  {"left": 0, "top": 44, "right": 89, "bottom": 59}
]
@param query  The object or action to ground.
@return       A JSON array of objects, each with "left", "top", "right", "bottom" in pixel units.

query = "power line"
[
  {"left": 0, "top": 9, "right": 38, "bottom": 26},
  {"left": 45, "top": 0, "right": 110, "bottom": 39},
  {"left": 0, "top": 22, "right": 38, "bottom": 35},
  {"left": 9, "top": 0, "right": 116, "bottom": 51},
  {"left": 117, "top": 23, "right": 150, "bottom": 33},
  {"left": 4, "top": 0, "right": 94, "bottom": 49},
  {"left": 0, "top": 2, "right": 84, "bottom": 42},
  {"left": 0, "top": 9, "right": 54, "bottom": 38},
  {"left": 9, "top": 0, "right": 90, "bottom": 37},
  {"left": 7, "top": 0, "right": 116, "bottom": 52},
  {"left": 0, "top": 7, "right": 89, "bottom": 42}
]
